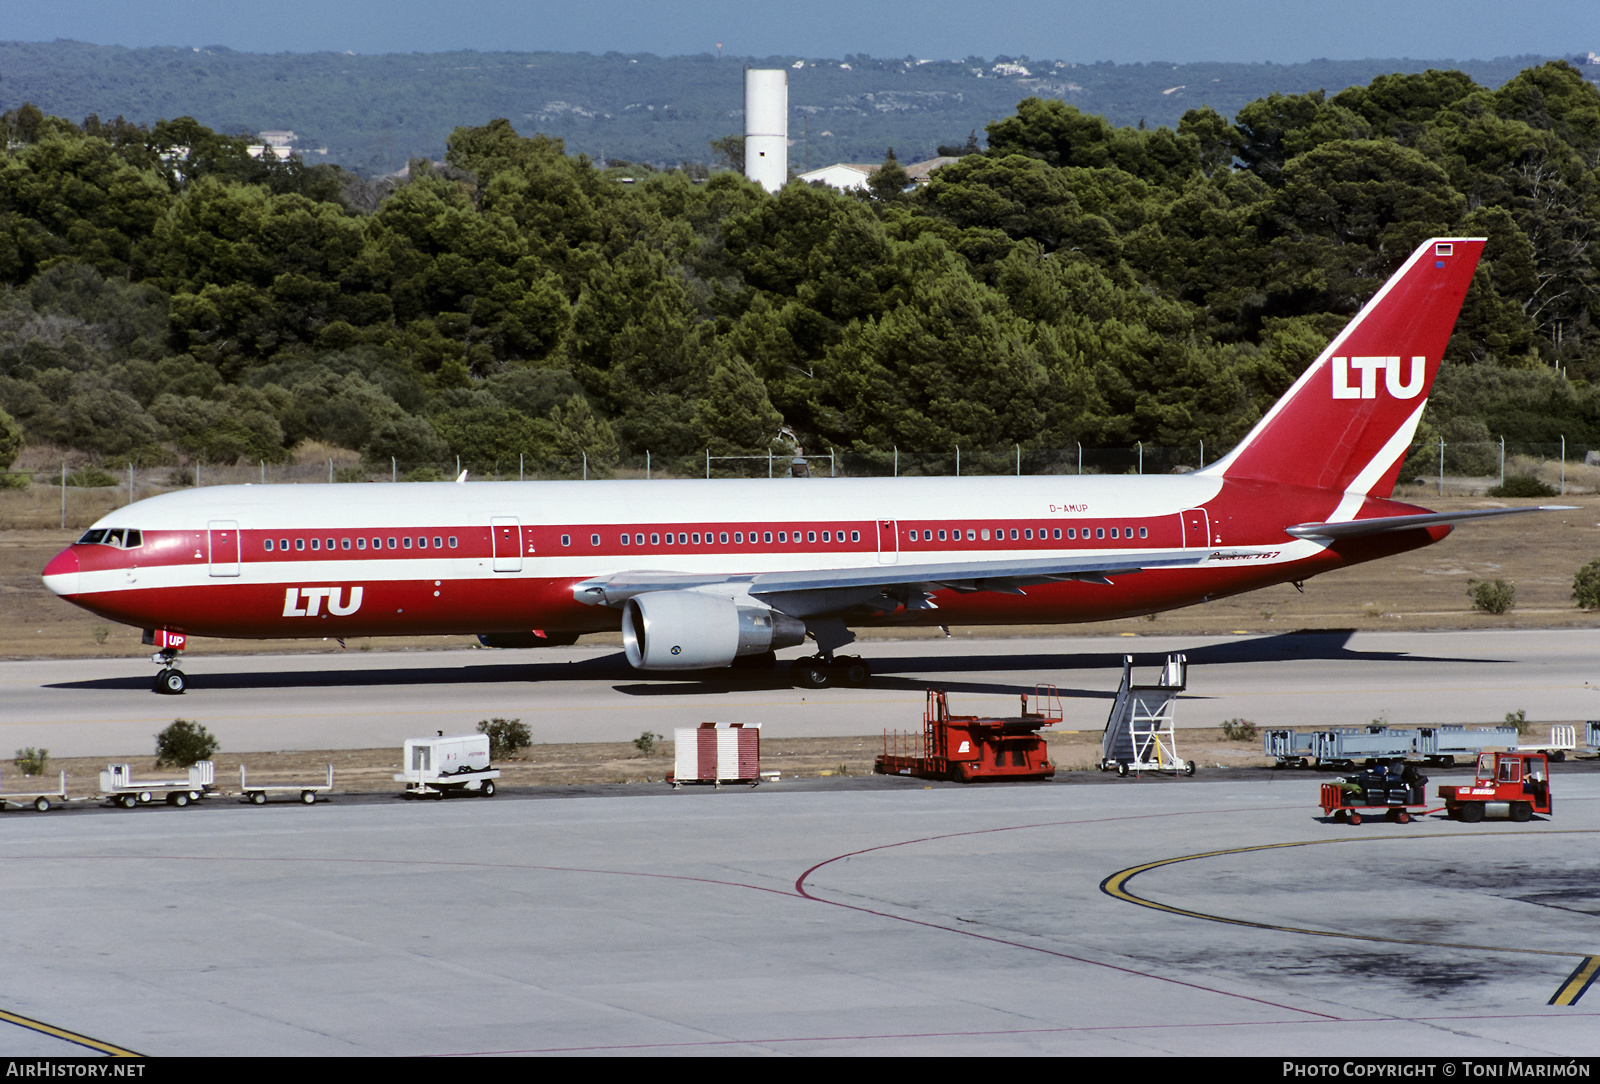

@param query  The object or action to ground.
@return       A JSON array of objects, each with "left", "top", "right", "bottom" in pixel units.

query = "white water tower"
[{"left": 744, "top": 68, "right": 788, "bottom": 193}]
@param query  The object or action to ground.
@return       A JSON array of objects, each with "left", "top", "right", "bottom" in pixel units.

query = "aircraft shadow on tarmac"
[{"left": 46, "top": 628, "right": 1503, "bottom": 699}]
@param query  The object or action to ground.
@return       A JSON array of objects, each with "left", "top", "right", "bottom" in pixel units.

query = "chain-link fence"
[{"left": 6, "top": 437, "right": 1595, "bottom": 530}]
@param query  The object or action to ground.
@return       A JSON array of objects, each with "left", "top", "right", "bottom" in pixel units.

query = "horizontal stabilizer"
[{"left": 1285, "top": 506, "right": 1574, "bottom": 540}]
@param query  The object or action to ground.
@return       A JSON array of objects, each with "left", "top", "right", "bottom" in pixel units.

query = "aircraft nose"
[{"left": 42, "top": 547, "right": 80, "bottom": 597}]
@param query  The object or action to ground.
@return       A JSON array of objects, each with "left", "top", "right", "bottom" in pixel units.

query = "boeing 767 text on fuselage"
[{"left": 42, "top": 237, "right": 1559, "bottom": 693}]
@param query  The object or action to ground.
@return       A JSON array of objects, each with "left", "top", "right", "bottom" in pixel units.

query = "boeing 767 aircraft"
[{"left": 42, "top": 236, "right": 1557, "bottom": 693}]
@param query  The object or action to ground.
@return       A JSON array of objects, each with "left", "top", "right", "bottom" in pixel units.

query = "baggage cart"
[
  {"left": 100, "top": 761, "right": 217, "bottom": 808},
  {"left": 0, "top": 769, "right": 68, "bottom": 812},
  {"left": 240, "top": 763, "right": 334, "bottom": 805}
]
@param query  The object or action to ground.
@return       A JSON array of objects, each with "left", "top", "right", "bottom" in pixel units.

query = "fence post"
[
  {"left": 646, "top": 451, "right": 651, "bottom": 480},
  {"left": 1561, "top": 435, "right": 1566, "bottom": 495},
  {"left": 1077, "top": 442, "right": 1082, "bottom": 476},
  {"left": 329, "top": 458, "right": 333, "bottom": 484},
  {"left": 769, "top": 449, "right": 773, "bottom": 479},
  {"left": 894, "top": 446, "right": 898, "bottom": 478},
  {"left": 128, "top": 463, "right": 133, "bottom": 506},
  {"left": 955, "top": 446, "right": 960, "bottom": 477},
  {"left": 392, "top": 456, "right": 396, "bottom": 483},
  {"left": 520, "top": 453, "right": 524, "bottom": 482},
  {"left": 196, "top": 462, "right": 200, "bottom": 488},
  {"left": 1499, "top": 437, "right": 1504, "bottom": 487},
  {"left": 61, "top": 462, "right": 65, "bottom": 528},
  {"left": 260, "top": 460, "right": 265, "bottom": 484},
  {"left": 456, "top": 455, "right": 461, "bottom": 479},
  {"left": 1199, "top": 440, "right": 1204, "bottom": 470},
  {"left": 1016, "top": 444, "right": 1021, "bottom": 476},
  {"left": 1138, "top": 441, "right": 1143, "bottom": 475},
  {"left": 583, "top": 452, "right": 588, "bottom": 481},
  {"left": 1438, "top": 438, "right": 1444, "bottom": 496},
  {"left": 706, "top": 449, "right": 710, "bottom": 479},
  {"left": 830, "top": 447, "right": 835, "bottom": 478}
]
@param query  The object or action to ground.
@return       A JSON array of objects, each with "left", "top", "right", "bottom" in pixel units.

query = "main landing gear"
[
  {"left": 790, "top": 654, "right": 871, "bottom": 689},
  {"left": 151, "top": 650, "right": 186, "bottom": 695}
]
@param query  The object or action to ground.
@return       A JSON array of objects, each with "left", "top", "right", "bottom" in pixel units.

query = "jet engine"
[{"left": 622, "top": 592, "right": 806, "bottom": 670}]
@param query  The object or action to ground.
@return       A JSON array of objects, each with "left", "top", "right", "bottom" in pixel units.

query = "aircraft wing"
[
  {"left": 576, "top": 549, "right": 1210, "bottom": 617},
  {"left": 1285, "top": 506, "right": 1574, "bottom": 541}
]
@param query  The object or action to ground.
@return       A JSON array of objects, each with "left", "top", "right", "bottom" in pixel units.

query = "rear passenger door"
[{"left": 491, "top": 517, "right": 522, "bottom": 572}]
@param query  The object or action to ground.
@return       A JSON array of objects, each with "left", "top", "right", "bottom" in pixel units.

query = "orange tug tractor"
[{"left": 1438, "top": 751, "right": 1553, "bottom": 823}]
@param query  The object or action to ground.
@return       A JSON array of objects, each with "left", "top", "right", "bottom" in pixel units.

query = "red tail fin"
[{"left": 1208, "top": 238, "right": 1484, "bottom": 498}]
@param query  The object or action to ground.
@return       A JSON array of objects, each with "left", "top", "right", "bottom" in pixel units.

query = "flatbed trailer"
[
  {"left": 0, "top": 770, "right": 68, "bottom": 812},
  {"left": 1319, "top": 782, "right": 1436, "bottom": 825},
  {"left": 240, "top": 763, "right": 334, "bottom": 805},
  {"left": 99, "top": 761, "right": 217, "bottom": 808}
]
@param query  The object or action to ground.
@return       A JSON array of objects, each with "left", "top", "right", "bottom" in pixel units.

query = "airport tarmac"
[
  {"left": 0, "top": 628, "right": 1595, "bottom": 757},
  {"left": 1, "top": 770, "right": 1596, "bottom": 1056}
]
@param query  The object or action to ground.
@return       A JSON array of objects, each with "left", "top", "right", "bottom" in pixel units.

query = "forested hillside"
[
  {"left": 0, "top": 41, "right": 1576, "bottom": 172},
  {"left": 0, "top": 61, "right": 1596, "bottom": 484}
]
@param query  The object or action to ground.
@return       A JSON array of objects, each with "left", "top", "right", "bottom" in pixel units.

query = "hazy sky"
[{"left": 13, "top": 0, "right": 1599, "bottom": 62}]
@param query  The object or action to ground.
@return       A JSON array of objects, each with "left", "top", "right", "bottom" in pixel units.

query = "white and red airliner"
[{"left": 43, "top": 237, "right": 1556, "bottom": 694}]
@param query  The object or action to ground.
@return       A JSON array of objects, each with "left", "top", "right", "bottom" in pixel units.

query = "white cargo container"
[{"left": 394, "top": 734, "right": 499, "bottom": 798}]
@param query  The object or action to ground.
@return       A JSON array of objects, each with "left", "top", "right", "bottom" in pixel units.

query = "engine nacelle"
[{"left": 622, "top": 592, "right": 806, "bottom": 670}]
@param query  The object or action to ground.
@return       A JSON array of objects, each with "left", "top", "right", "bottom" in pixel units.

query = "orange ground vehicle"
[
  {"left": 875, "top": 688, "right": 1058, "bottom": 783},
  {"left": 1438, "top": 751, "right": 1552, "bottom": 823}
]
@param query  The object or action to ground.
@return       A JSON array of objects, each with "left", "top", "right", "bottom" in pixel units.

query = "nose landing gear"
[{"left": 151, "top": 649, "right": 186, "bottom": 695}]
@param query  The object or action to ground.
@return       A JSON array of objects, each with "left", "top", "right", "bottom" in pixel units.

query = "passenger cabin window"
[{"left": 264, "top": 539, "right": 274, "bottom": 551}]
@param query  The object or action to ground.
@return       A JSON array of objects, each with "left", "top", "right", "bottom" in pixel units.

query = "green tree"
[
  {"left": 866, "top": 148, "right": 912, "bottom": 202},
  {"left": 1573, "top": 559, "right": 1600, "bottom": 610},
  {"left": 154, "top": 719, "right": 218, "bottom": 768}
]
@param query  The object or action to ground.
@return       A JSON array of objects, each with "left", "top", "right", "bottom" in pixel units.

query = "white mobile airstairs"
[{"left": 1099, "top": 654, "right": 1195, "bottom": 777}]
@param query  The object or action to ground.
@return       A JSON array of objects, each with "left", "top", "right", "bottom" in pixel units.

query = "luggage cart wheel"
[
  {"left": 1348, "top": 811, "right": 1362, "bottom": 825},
  {"left": 33, "top": 796, "right": 50, "bottom": 812},
  {"left": 481, "top": 780, "right": 496, "bottom": 797},
  {"left": 1184, "top": 761, "right": 1196, "bottom": 777},
  {"left": 250, "top": 791, "right": 266, "bottom": 805},
  {"left": 301, "top": 791, "right": 316, "bottom": 805},
  {"left": 119, "top": 795, "right": 138, "bottom": 809},
  {"left": 1116, "top": 762, "right": 1128, "bottom": 777}
]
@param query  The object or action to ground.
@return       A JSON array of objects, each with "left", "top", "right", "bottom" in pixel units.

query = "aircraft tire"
[
  {"left": 793, "top": 659, "right": 832, "bottom": 689},
  {"left": 836, "top": 658, "right": 871, "bottom": 687},
  {"left": 155, "top": 669, "right": 186, "bottom": 695}
]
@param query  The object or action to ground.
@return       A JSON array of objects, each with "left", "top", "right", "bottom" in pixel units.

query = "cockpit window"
[{"left": 76, "top": 528, "right": 141, "bottom": 548}]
